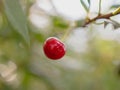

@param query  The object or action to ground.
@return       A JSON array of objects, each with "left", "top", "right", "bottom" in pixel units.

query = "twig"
[
  {"left": 82, "top": 8, "right": 120, "bottom": 27},
  {"left": 83, "top": 7, "right": 120, "bottom": 27},
  {"left": 49, "top": 0, "right": 59, "bottom": 15}
]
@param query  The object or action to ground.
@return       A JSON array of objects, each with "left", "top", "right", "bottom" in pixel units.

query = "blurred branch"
[
  {"left": 49, "top": 0, "right": 58, "bottom": 14},
  {"left": 82, "top": 7, "right": 120, "bottom": 27}
]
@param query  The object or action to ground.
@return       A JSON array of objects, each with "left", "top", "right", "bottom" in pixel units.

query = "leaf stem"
[{"left": 98, "top": 0, "right": 102, "bottom": 15}]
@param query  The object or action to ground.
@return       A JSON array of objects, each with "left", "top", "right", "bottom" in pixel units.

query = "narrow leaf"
[
  {"left": 76, "top": 19, "right": 85, "bottom": 27},
  {"left": 3, "top": 0, "right": 30, "bottom": 46},
  {"left": 110, "top": 20, "right": 120, "bottom": 29},
  {"left": 104, "top": 21, "right": 109, "bottom": 28},
  {"left": 104, "top": 20, "right": 120, "bottom": 29},
  {"left": 87, "top": 0, "right": 90, "bottom": 6},
  {"left": 80, "top": 0, "right": 89, "bottom": 12},
  {"left": 110, "top": 5, "right": 120, "bottom": 9}
]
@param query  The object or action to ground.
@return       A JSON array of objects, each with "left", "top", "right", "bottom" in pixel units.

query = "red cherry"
[{"left": 43, "top": 37, "right": 66, "bottom": 60}]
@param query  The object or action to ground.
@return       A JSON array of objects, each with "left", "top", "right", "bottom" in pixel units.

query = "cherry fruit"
[{"left": 43, "top": 37, "right": 66, "bottom": 60}]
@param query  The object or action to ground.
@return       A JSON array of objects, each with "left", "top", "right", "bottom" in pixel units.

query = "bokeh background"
[{"left": 0, "top": 0, "right": 120, "bottom": 90}]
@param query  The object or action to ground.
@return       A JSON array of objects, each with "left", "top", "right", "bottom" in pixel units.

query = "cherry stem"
[{"left": 61, "top": 22, "right": 76, "bottom": 42}]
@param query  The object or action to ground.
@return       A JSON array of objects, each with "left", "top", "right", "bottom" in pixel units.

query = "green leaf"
[
  {"left": 76, "top": 19, "right": 85, "bottom": 27},
  {"left": 53, "top": 16, "right": 69, "bottom": 29},
  {"left": 110, "top": 5, "right": 120, "bottom": 9},
  {"left": 104, "top": 20, "right": 120, "bottom": 29},
  {"left": 110, "top": 20, "right": 120, "bottom": 29},
  {"left": 3, "top": 0, "right": 30, "bottom": 46},
  {"left": 104, "top": 21, "right": 109, "bottom": 28},
  {"left": 87, "top": 0, "right": 90, "bottom": 6},
  {"left": 80, "top": 0, "right": 89, "bottom": 12}
]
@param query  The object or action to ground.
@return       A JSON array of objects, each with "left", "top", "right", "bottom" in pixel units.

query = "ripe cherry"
[{"left": 43, "top": 37, "right": 66, "bottom": 60}]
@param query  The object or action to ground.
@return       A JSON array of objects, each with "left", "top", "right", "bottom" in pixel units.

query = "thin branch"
[
  {"left": 49, "top": 0, "right": 59, "bottom": 15},
  {"left": 82, "top": 12, "right": 120, "bottom": 27}
]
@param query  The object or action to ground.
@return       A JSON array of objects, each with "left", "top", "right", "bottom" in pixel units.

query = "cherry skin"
[{"left": 43, "top": 37, "right": 66, "bottom": 60}]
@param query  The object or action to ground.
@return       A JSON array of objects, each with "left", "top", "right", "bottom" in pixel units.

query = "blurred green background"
[{"left": 0, "top": 0, "right": 120, "bottom": 90}]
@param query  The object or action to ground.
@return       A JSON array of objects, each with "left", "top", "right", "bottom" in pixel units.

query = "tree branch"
[{"left": 82, "top": 11, "right": 120, "bottom": 27}]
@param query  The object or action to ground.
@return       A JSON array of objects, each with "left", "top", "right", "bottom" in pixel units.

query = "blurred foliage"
[
  {"left": 110, "top": 5, "right": 120, "bottom": 9},
  {"left": 0, "top": 0, "right": 120, "bottom": 90}
]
